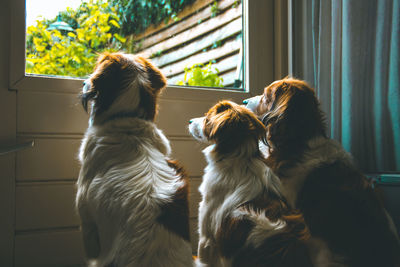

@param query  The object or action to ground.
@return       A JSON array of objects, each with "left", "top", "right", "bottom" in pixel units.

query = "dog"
[
  {"left": 76, "top": 52, "right": 193, "bottom": 267},
  {"left": 244, "top": 77, "right": 400, "bottom": 267},
  {"left": 189, "top": 100, "right": 313, "bottom": 267}
]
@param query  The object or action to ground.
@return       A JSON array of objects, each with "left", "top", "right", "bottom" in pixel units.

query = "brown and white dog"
[
  {"left": 76, "top": 52, "right": 193, "bottom": 267},
  {"left": 244, "top": 78, "right": 400, "bottom": 267},
  {"left": 189, "top": 101, "right": 312, "bottom": 267}
]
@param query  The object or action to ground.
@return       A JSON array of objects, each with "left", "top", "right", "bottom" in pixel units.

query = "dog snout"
[
  {"left": 82, "top": 79, "right": 92, "bottom": 93},
  {"left": 243, "top": 95, "right": 262, "bottom": 113},
  {"left": 188, "top": 117, "right": 206, "bottom": 141}
]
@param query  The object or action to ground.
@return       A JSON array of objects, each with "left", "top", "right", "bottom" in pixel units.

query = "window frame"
[{"left": 9, "top": 0, "right": 288, "bottom": 100}]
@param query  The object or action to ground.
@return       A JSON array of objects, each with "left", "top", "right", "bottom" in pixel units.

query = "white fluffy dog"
[
  {"left": 76, "top": 52, "right": 193, "bottom": 267},
  {"left": 189, "top": 101, "right": 312, "bottom": 267}
]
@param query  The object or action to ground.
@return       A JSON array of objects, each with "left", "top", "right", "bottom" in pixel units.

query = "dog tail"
[
  {"left": 214, "top": 194, "right": 312, "bottom": 267},
  {"left": 234, "top": 208, "right": 312, "bottom": 267}
]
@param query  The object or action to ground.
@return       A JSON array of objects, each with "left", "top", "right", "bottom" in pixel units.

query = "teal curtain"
[{"left": 291, "top": 0, "right": 400, "bottom": 172}]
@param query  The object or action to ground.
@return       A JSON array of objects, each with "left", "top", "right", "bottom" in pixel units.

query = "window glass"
[{"left": 26, "top": 0, "right": 244, "bottom": 89}]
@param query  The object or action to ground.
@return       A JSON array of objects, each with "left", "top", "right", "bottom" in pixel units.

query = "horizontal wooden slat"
[
  {"left": 162, "top": 38, "right": 241, "bottom": 77},
  {"left": 220, "top": 69, "right": 238, "bottom": 87},
  {"left": 142, "top": 4, "right": 241, "bottom": 58},
  {"left": 215, "top": 53, "right": 240, "bottom": 74},
  {"left": 15, "top": 175, "right": 203, "bottom": 230},
  {"left": 149, "top": 17, "right": 242, "bottom": 67},
  {"left": 16, "top": 138, "right": 81, "bottom": 181},
  {"left": 156, "top": 98, "right": 220, "bottom": 136},
  {"left": 17, "top": 91, "right": 241, "bottom": 136},
  {"left": 18, "top": 91, "right": 88, "bottom": 134},
  {"left": 171, "top": 140, "right": 206, "bottom": 177},
  {"left": 14, "top": 230, "right": 85, "bottom": 266},
  {"left": 15, "top": 178, "right": 203, "bottom": 231},
  {"left": 15, "top": 136, "right": 205, "bottom": 180},
  {"left": 16, "top": 183, "right": 79, "bottom": 231},
  {"left": 140, "top": 0, "right": 238, "bottom": 49},
  {"left": 135, "top": 0, "right": 215, "bottom": 41}
]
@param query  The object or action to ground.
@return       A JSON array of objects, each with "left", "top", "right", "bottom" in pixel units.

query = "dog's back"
[
  {"left": 190, "top": 101, "right": 313, "bottom": 267},
  {"left": 245, "top": 78, "right": 400, "bottom": 266},
  {"left": 76, "top": 52, "right": 193, "bottom": 266},
  {"left": 297, "top": 150, "right": 400, "bottom": 267},
  {"left": 77, "top": 118, "right": 193, "bottom": 267}
]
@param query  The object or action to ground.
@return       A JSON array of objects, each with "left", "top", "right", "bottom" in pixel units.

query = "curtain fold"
[{"left": 291, "top": 0, "right": 400, "bottom": 172}]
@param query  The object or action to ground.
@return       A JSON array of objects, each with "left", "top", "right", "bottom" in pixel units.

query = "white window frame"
[{"left": 9, "top": 0, "right": 288, "bottom": 101}]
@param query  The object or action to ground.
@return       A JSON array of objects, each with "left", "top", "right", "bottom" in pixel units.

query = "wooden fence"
[{"left": 134, "top": 0, "right": 243, "bottom": 88}]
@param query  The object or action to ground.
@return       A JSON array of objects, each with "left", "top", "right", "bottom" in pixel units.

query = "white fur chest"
[{"left": 198, "top": 145, "right": 278, "bottom": 237}]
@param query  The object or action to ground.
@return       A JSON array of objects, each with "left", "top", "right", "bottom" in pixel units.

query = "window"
[
  {"left": 11, "top": 0, "right": 284, "bottom": 99},
  {"left": 25, "top": 0, "right": 245, "bottom": 90}
]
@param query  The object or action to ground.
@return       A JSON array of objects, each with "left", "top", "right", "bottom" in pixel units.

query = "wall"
[{"left": 0, "top": 0, "right": 17, "bottom": 265}]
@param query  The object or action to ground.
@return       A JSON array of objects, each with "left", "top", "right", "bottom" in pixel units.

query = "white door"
[{"left": 4, "top": 0, "right": 286, "bottom": 265}]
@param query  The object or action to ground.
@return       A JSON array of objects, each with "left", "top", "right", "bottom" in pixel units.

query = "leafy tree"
[
  {"left": 26, "top": 0, "right": 125, "bottom": 78},
  {"left": 177, "top": 62, "right": 223, "bottom": 87}
]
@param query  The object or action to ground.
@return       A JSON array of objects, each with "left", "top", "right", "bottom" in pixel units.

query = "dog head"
[
  {"left": 244, "top": 78, "right": 326, "bottom": 169},
  {"left": 189, "top": 101, "right": 266, "bottom": 155},
  {"left": 80, "top": 52, "right": 166, "bottom": 124}
]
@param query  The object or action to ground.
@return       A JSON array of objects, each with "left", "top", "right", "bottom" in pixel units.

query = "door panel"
[
  {"left": 16, "top": 137, "right": 206, "bottom": 181},
  {"left": 156, "top": 98, "right": 220, "bottom": 136},
  {"left": 16, "top": 138, "right": 81, "bottom": 181},
  {"left": 171, "top": 139, "right": 207, "bottom": 177},
  {"left": 14, "top": 230, "right": 84, "bottom": 266},
  {"left": 6, "top": 0, "right": 285, "bottom": 263},
  {"left": 15, "top": 87, "right": 217, "bottom": 264},
  {"left": 15, "top": 183, "right": 79, "bottom": 231},
  {"left": 17, "top": 91, "right": 88, "bottom": 134}
]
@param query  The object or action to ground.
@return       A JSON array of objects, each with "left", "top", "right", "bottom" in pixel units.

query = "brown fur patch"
[
  {"left": 233, "top": 191, "right": 311, "bottom": 266},
  {"left": 216, "top": 216, "right": 255, "bottom": 258},
  {"left": 260, "top": 78, "right": 326, "bottom": 175},
  {"left": 241, "top": 190, "right": 310, "bottom": 241},
  {"left": 216, "top": 190, "right": 311, "bottom": 266},
  {"left": 232, "top": 236, "right": 313, "bottom": 267},
  {"left": 157, "top": 160, "right": 190, "bottom": 242},
  {"left": 81, "top": 52, "right": 167, "bottom": 122},
  {"left": 85, "top": 53, "right": 136, "bottom": 116},
  {"left": 136, "top": 56, "right": 167, "bottom": 91},
  {"left": 203, "top": 101, "right": 266, "bottom": 154},
  {"left": 135, "top": 56, "right": 167, "bottom": 121},
  {"left": 298, "top": 161, "right": 400, "bottom": 266},
  {"left": 256, "top": 78, "right": 400, "bottom": 266}
]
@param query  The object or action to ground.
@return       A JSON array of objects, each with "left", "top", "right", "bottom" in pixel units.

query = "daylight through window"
[{"left": 25, "top": 0, "right": 244, "bottom": 89}]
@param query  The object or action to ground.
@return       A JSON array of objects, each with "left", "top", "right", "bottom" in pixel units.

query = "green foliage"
[
  {"left": 109, "top": 0, "right": 196, "bottom": 36},
  {"left": 177, "top": 62, "right": 223, "bottom": 87},
  {"left": 26, "top": 0, "right": 125, "bottom": 78},
  {"left": 211, "top": 1, "right": 219, "bottom": 18},
  {"left": 232, "top": 0, "right": 241, "bottom": 8},
  {"left": 211, "top": 40, "right": 222, "bottom": 49}
]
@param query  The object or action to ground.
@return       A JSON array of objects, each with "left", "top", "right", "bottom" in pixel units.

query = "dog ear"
[
  {"left": 89, "top": 53, "right": 125, "bottom": 115},
  {"left": 132, "top": 57, "right": 167, "bottom": 121},
  {"left": 249, "top": 112, "right": 268, "bottom": 143},
  {"left": 205, "top": 101, "right": 266, "bottom": 150},
  {"left": 204, "top": 101, "right": 234, "bottom": 140},
  {"left": 264, "top": 80, "right": 326, "bottom": 156},
  {"left": 137, "top": 56, "right": 167, "bottom": 91}
]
